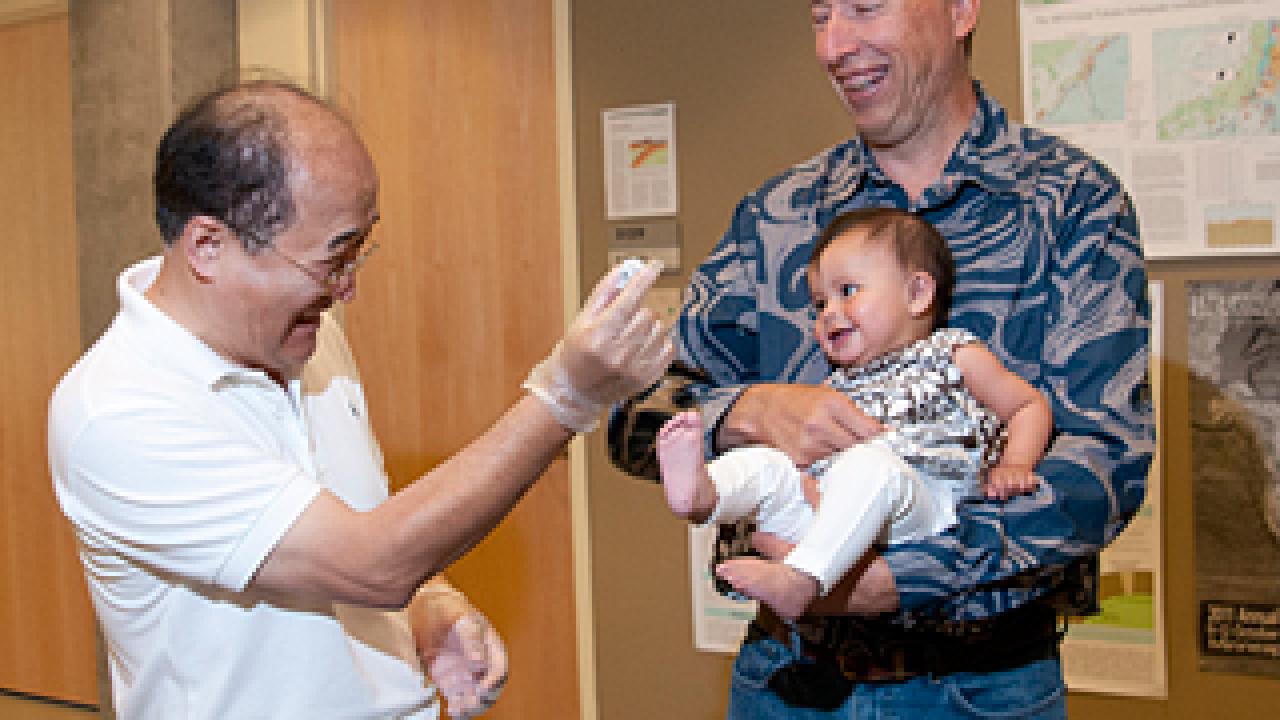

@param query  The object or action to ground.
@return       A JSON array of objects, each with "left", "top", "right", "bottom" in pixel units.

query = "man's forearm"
[
  {"left": 373, "top": 395, "right": 573, "bottom": 591},
  {"left": 253, "top": 395, "right": 572, "bottom": 607}
]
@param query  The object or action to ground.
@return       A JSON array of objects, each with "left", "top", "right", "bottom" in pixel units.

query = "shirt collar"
[
  {"left": 115, "top": 256, "right": 282, "bottom": 391},
  {"left": 822, "top": 81, "right": 1028, "bottom": 208},
  {"left": 939, "top": 82, "right": 1026, "bottom": 198}
]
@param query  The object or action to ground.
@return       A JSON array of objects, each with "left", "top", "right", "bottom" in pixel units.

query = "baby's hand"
[{"left": 983, "top": 464, "right": 1041, "bottom": 500}]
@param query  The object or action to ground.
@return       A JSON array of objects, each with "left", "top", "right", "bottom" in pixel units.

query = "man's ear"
[
  {"left": 179, "top": 216, "right": 228, "bottom": 281},
  {"left": 906, "top": 271, "right": 937, "bottom": 317},
  {"left": 949, "top": 0, "right": 980, "bottom": 43}
]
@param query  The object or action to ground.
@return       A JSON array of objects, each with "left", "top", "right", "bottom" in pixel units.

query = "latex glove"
[
  {"left": 524, "top": 259, "right": 674, "bottom": 432},
  {"left": 411, "top": 586, "right": 508, "bottom": 718}
]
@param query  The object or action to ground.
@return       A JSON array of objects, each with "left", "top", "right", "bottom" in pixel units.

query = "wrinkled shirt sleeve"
[
  {"left": 883, "top": 179, "right": 1155, "bottom": 619},
  {"left": 678, "top": 196, "right": 766, "bottom": 455}
]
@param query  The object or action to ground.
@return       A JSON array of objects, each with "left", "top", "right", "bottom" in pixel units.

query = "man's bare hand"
[
  {"left": 718, "top": 384, "right": 882, "bottom": 467},
  {"left": 750, "top": 531, "right": 899, "bottom": 616}
]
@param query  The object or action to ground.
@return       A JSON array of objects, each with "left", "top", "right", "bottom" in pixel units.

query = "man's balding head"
[{"left": 153, "top": 81, "right": 360, "bottom": 252}]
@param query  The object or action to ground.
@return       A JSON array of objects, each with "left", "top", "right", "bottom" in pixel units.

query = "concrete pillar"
[
  {"left": 70, "top": 0, "right": 236, "bottom": 347},
  {"left": 68, "top": 3, "right": 236, "bottom": 714}
]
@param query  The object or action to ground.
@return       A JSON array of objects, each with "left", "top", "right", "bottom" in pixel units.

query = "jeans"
[{"left": 726, "top": 633, "right": 1067, "bottom": 720}]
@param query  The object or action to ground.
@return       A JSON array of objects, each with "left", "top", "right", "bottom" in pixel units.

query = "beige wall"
[{"left": 237, "top": 0, "right": 329, "bottom": 92}]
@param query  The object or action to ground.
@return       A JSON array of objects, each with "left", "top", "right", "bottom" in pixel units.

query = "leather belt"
[{"left": 751, "top": 601, "right": 1063, "bottom": 686}]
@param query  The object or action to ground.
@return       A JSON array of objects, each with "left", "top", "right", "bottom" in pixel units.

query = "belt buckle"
[
  {"left": 879, "top": 648, "right": 910, "bottom": 681},
  {"left": 836, "top": 647, "right": 911, "bottom": 682}
]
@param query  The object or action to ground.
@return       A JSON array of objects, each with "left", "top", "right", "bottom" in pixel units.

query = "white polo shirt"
[{"left": 49, "top": 257, "right": 437, "bottom": 719}]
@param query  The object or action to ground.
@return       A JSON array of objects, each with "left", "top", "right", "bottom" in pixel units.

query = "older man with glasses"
[{"left": 49, "top": 79, "right": 672, "bottom": 720}]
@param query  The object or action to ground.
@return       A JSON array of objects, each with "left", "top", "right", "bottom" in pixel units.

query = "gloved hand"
[
  {"left": 524, "top": 259, "right": 674, "bottom": 432},
  {"left": 411, "top": 584, "right": 508, "bottom": 718}
]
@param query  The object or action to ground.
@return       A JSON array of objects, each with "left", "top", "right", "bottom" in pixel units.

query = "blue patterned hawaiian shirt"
[{"left": 677, "top": 83, "right": 1154, "bottom": 622}]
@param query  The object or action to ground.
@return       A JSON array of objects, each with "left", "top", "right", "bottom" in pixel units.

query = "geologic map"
[
  {"left": 1022, "top": 0, "right": 1280, "bottom": 258},
  {"left": 1154, "top": 20, "right": 1280, "bottom": 141},
  {"left": 1031, "top": 34, "right": 1129, "bottom": 125}
]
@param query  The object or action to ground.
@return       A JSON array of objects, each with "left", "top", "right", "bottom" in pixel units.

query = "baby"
[{"left": 657, "top": 207, "right": 1053, "bottom": 620}]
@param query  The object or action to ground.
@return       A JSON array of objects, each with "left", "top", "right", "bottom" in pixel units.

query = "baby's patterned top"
[{"left": 810, "top": 328, "right": 1004, "bottom": 491}]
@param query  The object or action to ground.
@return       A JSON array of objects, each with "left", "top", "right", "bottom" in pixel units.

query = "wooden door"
[
  {"left": 0, "top": 11, "right": 99, "bottom": 706},
  {"left": 332, "top": 2, "right": 578, "bottom": 718}
]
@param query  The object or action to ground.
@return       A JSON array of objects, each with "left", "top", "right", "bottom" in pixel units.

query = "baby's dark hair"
[{"left": 809, "top": 207, "right": 955, "bottom": 328}]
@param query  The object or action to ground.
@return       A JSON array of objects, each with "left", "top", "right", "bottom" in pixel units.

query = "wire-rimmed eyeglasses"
[{"left": 269, "top": 241, "right": 380, "bottom": 294}]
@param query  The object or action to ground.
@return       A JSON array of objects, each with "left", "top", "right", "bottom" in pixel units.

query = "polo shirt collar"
[
  {"left": 820, "top": 81, "right": 1028, "bottom": 208},
  {"left": 116, "top": 256, "right": 285, "bottom": 391}
]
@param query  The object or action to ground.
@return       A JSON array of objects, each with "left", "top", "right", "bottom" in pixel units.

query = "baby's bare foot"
[
  {"left": 657, "top": 412, "right": 716, "bottom": 522},
  {"left": 716, "top": 557, "right": 820, "bottom": 621}
]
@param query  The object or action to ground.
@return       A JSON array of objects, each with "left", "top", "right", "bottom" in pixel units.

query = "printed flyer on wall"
[
  {"left": 602, "top": 103, "right": 678, "bottom": 219},
  {"left": 689, "top": 524, "right": 755, "bottom": 653},
  {"left": 1187, "top": 279, "right": 1280, "bottom": 678}
]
